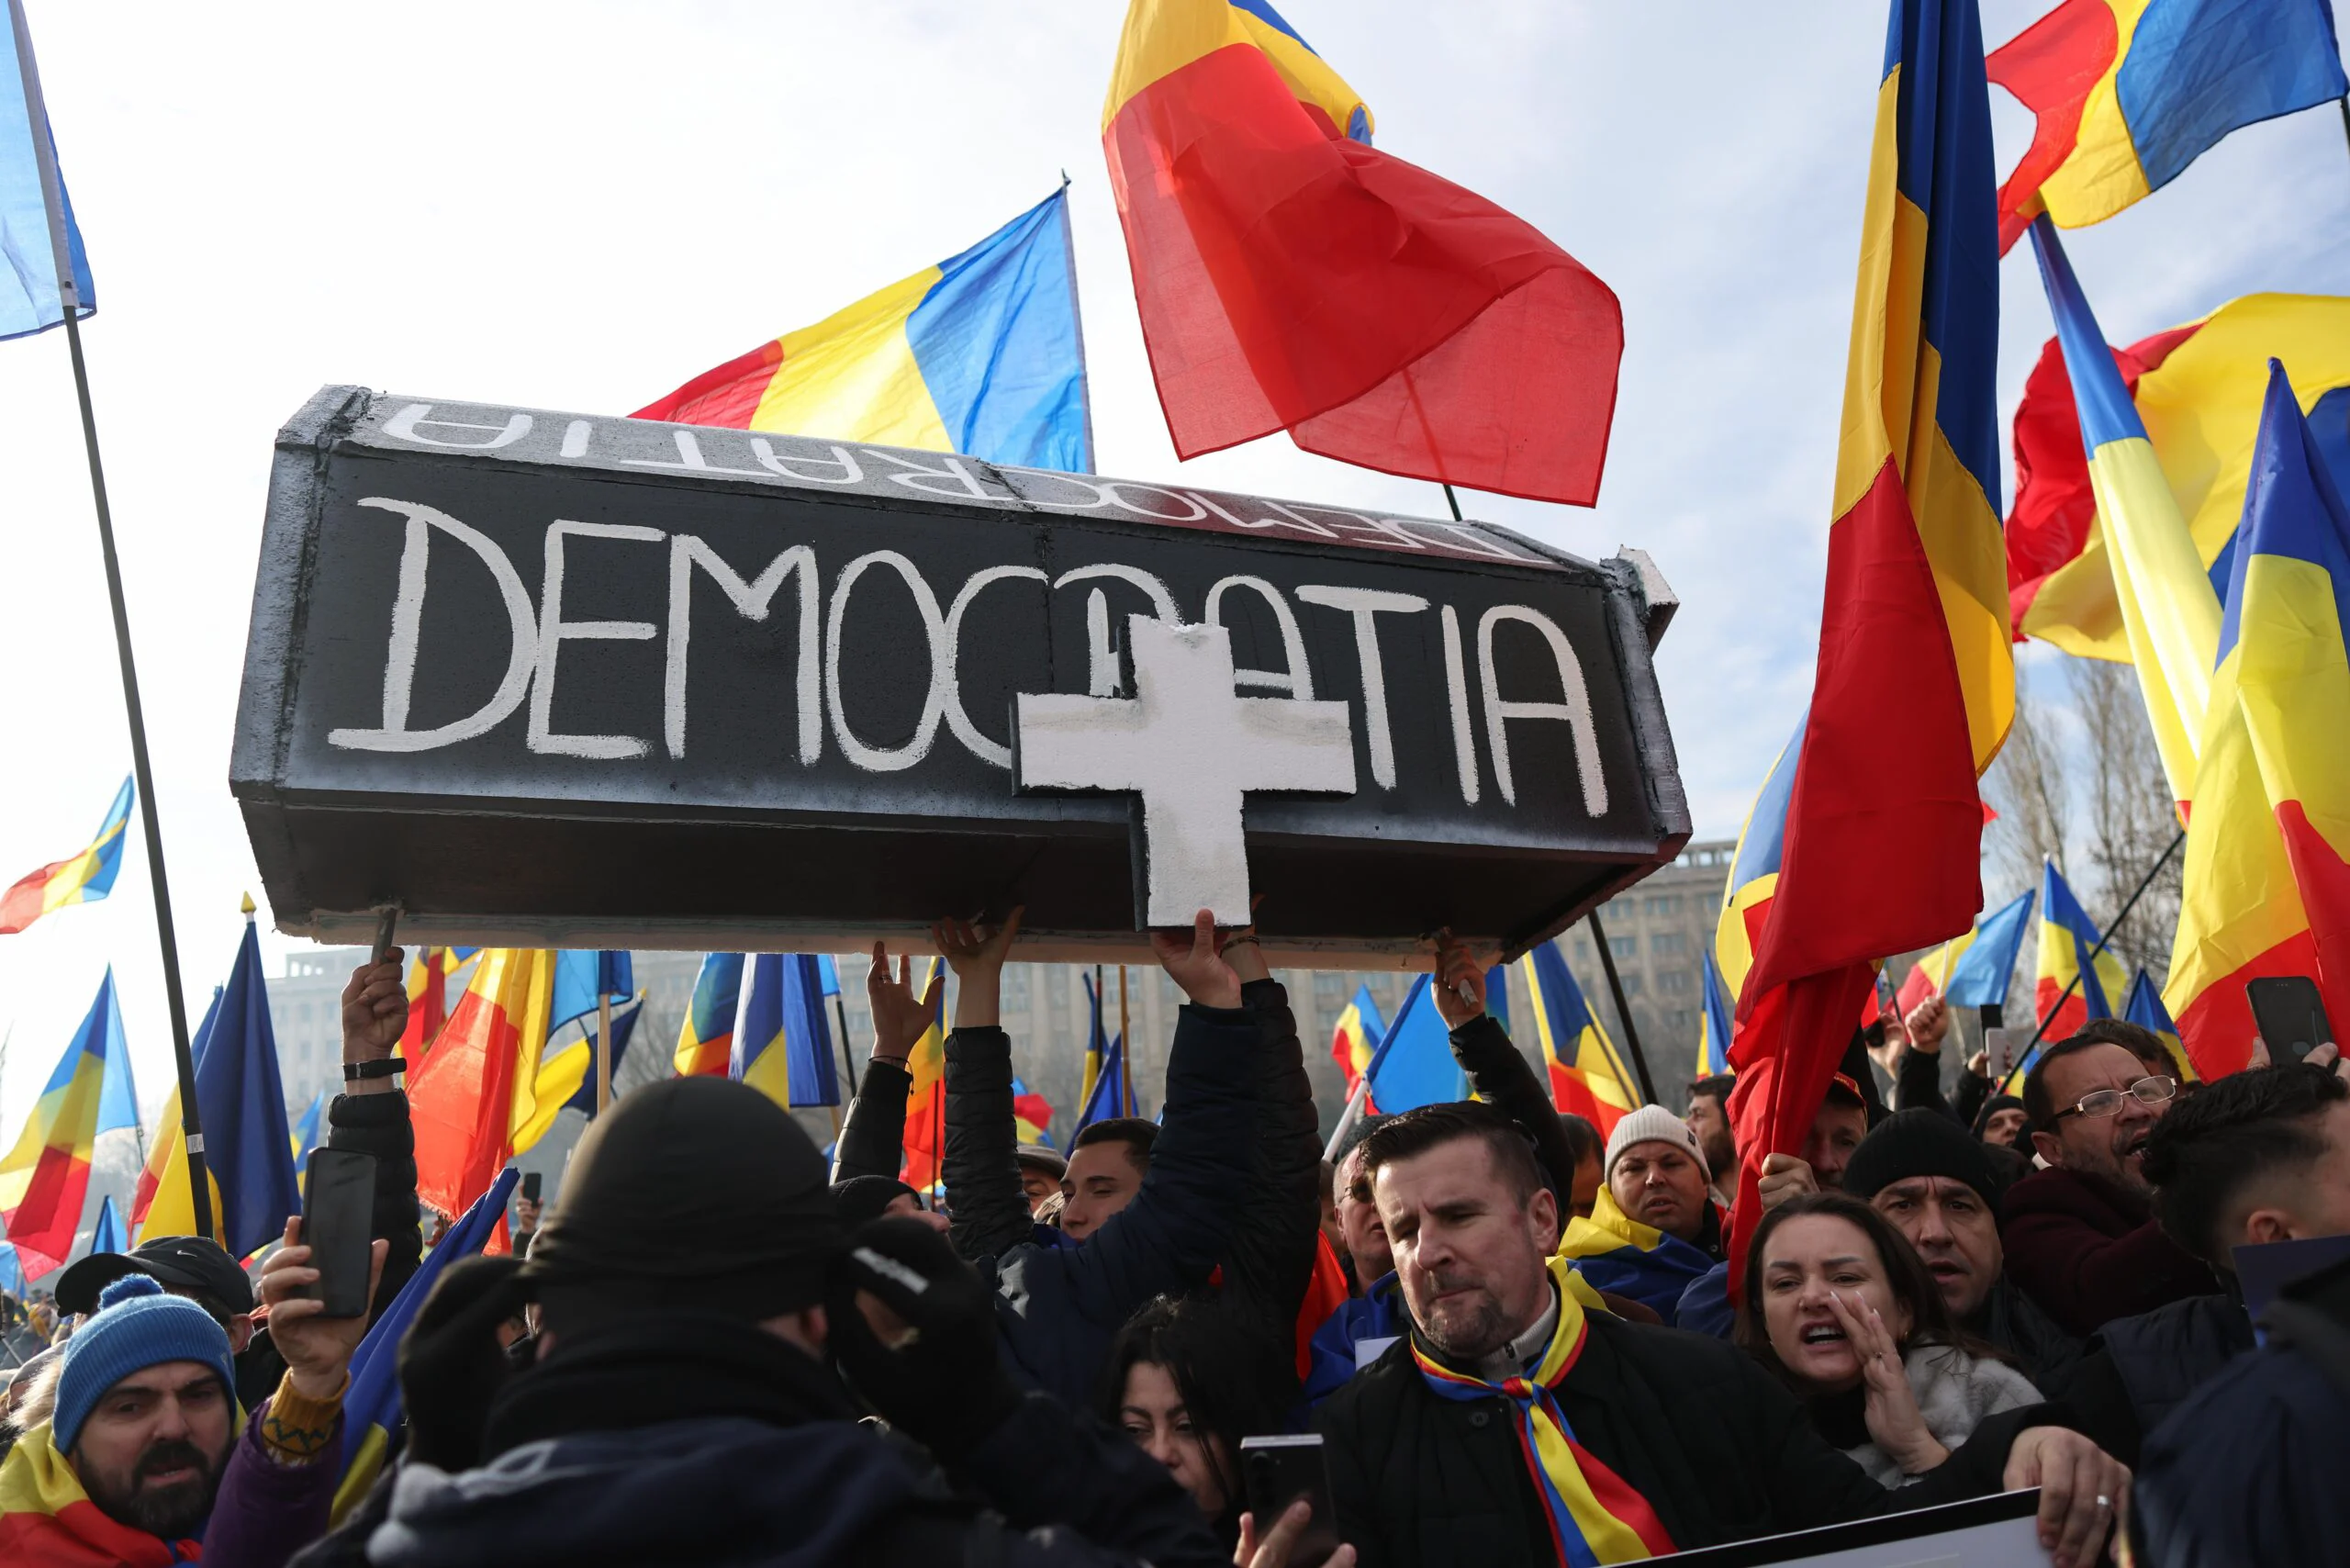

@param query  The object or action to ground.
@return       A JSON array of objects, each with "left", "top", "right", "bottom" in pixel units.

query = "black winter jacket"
[
  {"left": 1448, "top": 1014, "right": 1580, "bottom": 1199},
  {"left": 1315, "top": 1312, "right": 2062, "bottom": 1567},
  {"left": 1213, "top": 979, "right": 1323, "bottom": 1386},
  {"left": 1967, "top": 1272, "right": 2087, "bottom": 1401},
  {"left": 945, "top": 1005, "right": 1259, "bottom": 1406},
  {"left": 831, "top": 1058, "right": 915, "bottom": 1183},
  {"left": 2065, "top": 1290, "right": 2254, "bottom": 1466}
]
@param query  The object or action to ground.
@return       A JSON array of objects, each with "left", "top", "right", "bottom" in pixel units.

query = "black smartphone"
[
  {"left": 2247, "top": 976, "right": 2333, "bottom": 1064},
  {"left": 1239, "top": 1433, "right": 1339, "bottom": 1568},
  {"left": 299, "top": 1148, "right": 377, "bottom": 1318},
  {"left": 520, "top": 1171, "right": 543, "bottom": 1205}
]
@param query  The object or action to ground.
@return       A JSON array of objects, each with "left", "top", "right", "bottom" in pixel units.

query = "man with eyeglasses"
[{"left": 1999, "top": 1033, "right": 2220, "bottom": 1338}]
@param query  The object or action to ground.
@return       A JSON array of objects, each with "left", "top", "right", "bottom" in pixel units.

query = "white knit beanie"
[{"left": 1604, "top": 1104, "right": 1710, "bottom": 1182}]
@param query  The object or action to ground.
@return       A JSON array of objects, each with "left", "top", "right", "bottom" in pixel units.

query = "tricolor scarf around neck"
[
  {"left": 0, "top": 1423, "right": 199, "bottom": 1565},
  {"left": 1556, "top": 1188, "right": 1717, "bottom": 1326},
  {"left": 1414, "top": 1257, "right": 1673, "bottom": 1566}
]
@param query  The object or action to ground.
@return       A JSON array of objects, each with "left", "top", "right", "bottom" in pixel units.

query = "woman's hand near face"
[{"left": 1830, "top": 1289, "right": 1947, "bottom": 1473}]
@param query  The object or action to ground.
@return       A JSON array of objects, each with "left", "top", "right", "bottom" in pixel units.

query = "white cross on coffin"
[{"left": 1014, "top": 616, "right": 1358, "bottom": 926}]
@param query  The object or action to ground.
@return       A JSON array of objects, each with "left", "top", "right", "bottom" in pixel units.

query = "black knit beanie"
[
  {"left": 522, "top": 1077, "right": 840, "bottom": 1333},
  {"left": 830, "top": 1175, "right": 919, "bottom": 1229},
  {"left": 1840, "top": 1107, "right": 2003, "bottom": 1209}
]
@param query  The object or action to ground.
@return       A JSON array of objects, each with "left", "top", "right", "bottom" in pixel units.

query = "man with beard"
[
  {"left": 0, "top": 1274, "right": 237, "bottom": 1562},
  {"left": 1842, "top": 1110, "right": 2083, "bottom": 1395},
  {"left": 1313, "top": 1102, "right": 2131, "bottom": 1567},
  {"left": 2004, "top": 1037, "right": 2218, "bottom": 1337}
]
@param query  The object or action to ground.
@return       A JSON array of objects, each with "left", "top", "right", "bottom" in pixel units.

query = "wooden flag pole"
[
  {"left": 1118, "top": 965, "right": 1133, "bottom": 1117},
  {"left": 595, "top": 991, "right": 614, "bottom": 1114},
  {"left": 9, "top": 1, "right": 209, "bottom": 1238}
]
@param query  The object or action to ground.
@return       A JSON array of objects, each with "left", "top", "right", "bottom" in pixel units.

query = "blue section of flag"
[
  {"left": 1073, "top": 1028, "right": 1129, "bottom": 1133},
  {"left": 1483, "top": 965, "right": 1511, "bottom": 1035},
  {"left": 1699, "top": 949, "right": 1734, "bottom": 1077},
  {"left": 291, "top": 1091, "right": 328, "bottom": 1172},
  {"left": 188, "top": 923, "right": 303, "bottom": 1259},
  {"left": 2120, "top": 0, "right": 2347, "bottom": 191},
  {"left": 88, "top": 1193, "right": 123, "bottom": 1256},
  {"left": 92, "top": 969, "right": 138, "bottom": 1136},
  {"left": 1944, "top": 887, "right": 2037, "bottom": 1008},
  {"left": 0, "top": 2, "right": 93, "bottom": 342},
  {"left": 559, "top": 994, "right": 643, "bottom": 1116},
  {"left": 337, "top": 1166, "right": 519, "bottom": 1484},
  {"left": 1366, "top": 975, "right": 1468, "bottom": 1113},
  {"left": 551, "top": 950, "right": 632, "bottom": 1036},
  {"left": 816, "top": 954, "right": 842, "bottom": 998},
  {"left": 779, "top": 956, "right": 839, "bottom": 1107},
  {"left": 905, "top": 186, "right": 1092, "bottom": 473},
  {"left": 2042, "top": 861, "right": 2118, "bottom": 1019}
]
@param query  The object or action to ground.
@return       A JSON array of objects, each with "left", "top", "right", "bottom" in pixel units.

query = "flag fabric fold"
[
  {"left": 1, "top": 971, "right": 125, "bottom": 1276},
  {"left": 671, "top": 954, "right": 744, "bottom": 1079},
  {"left": 1988, "top": 0, "right": 2347, "bottom": 252},
  {"left": 1726, "top": 0, "right": 2009, "bottom": 1299},
  {"left": 2167, "top": 361, "right": 2350, "bottom": 1076},
  {"left": 2036, "top": 857, "right": 2128, "bottom": 1043},
  {"left": 133, "top": 922, "right": 302, "bottom": 1259},
  {"left": 1521, "top": 944, "right": 1636, "bottom": 1135},
  {"left": 1012, "top": 1078, "right": 1057, "bottom": 1148},
  {"left": 1362, "top": 976, "right": 1467, "bottom": 1115},
  {"left": 1329, "top": 983, "right": 1388, "bottom": 1100},
  {"left": 1714, "top": 712, "right": 1804, "bottom": 1008},
  {"left": 0, "top": 0, "right": 94, "bottom": 342},
  {"left": 407, "top": 950, "right": 560, "bottom": 1220},
  {"left": 735, "top": 955, "right": 841, "bottom": 1109},
  {"left": 636, "top": 188, "right": 1091, "bottom": 473},
  {"left": 85, "top": 1193, "right": 123, "bottom": 1258},
  {"left": 0, "top": 777, "right": 130, "bottom": 935},
  {"left": 555, "top": 993, "right": 643, "bottom": 1117},
  {"left": 1943, "top": 886, "right": 2038, "bottom": 1008},
  {"left": 1102, "top": 0, "right": 1622, "bottom": 505},
  {"left": 898, "top": 958, "right": 950, "bottom": 1189},
  {"left": 1697, "top": 950, "right": 1735, "bottom": 1079},
  {"left": 1556, "top": 1188, "right": 1718, "bottom": 1327},
  {"left": 2123, "top": 967, "right": 2197, "bottom": 1081}
]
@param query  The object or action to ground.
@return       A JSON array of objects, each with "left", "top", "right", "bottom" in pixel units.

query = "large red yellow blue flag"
[
  {"left": 1521, "top": 943, "right": 1637, "bottom": 1136},
  {"left": 0, "top": 777, "right": 130, "bottom": 935},
  {"left": 0, "top": 971, "right": 130, "bottom": 1276},
  {"left": 2167, "top": 362, "right": 2350, "bottom": 1075},
  {"left": 1102, "top": 0, "right": 1622, "bottom": 505},
  {"left": 1988, "top": 0, "right": 2346, "bottom": 253},
  {"left": 1727, "top": 0, "right": 2009, "bottom": 1289},
  {"left": 635, "top": 189, "right": 1091, "bottom": 472},
  {"left": 671, "top": 953, "right": 744, "bottom": 1078},
  {"left": 395, "top": 946, "right": 469, "bottom": 1061},
  {"left": 733, "top": 955, "right": 841, "bottom": 1110},
  {"left": 898, "top": 958, "right": 949, "bottom": 1190},
  {"left": 1714, "top": 714, "right": 1802, "bottom": 1006},
  {"left": 2007, "top": 295, "right": 2350, "bottom": 669},
  {"left": 407, "top": 949, "right": 559, "bottom": 1219},
  {"left": 2036, "top": 857, "right": 2128, "bottom": 1040}
]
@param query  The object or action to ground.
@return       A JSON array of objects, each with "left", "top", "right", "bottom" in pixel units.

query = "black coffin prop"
[{"left": 232, "top": 387, "right": 1689, "bottom": 964}]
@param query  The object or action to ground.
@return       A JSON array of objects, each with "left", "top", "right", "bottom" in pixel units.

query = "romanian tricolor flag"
[
  {"left": 1328, "top": 983, "right": 1388, "bottom": 1099},
  {"left": 0, "top": 1418, "right": 206, "bottom": 1566},
  {"left": 2037, "top": 857, "right": 2128, "bottom": 1043},
  {"left": 1897, "top": 886, "right": 2037, "bottom": 1014},
  {"left": 2167, "top": 362, "right": 2350, "bottom": 1075},
  {"left": 2124, "top": 967, "right": 2198, "bottom": 1082},
  {"left": 897, "top": 958, "right": 949, "bottom": 1191},
  {"left": 734, "top": 955, "right": 841, "bottom": 1110},
  {"left": 0, "top": 971, "right": 131, "bottom": 1277},
  {"left": 330, "top": 1166, "right": 517, "bottom": 1526},
  {"left": 1012, "top": 1078, "right": 1056, "bottom": 1148},
  {"left": 0, "top": 777, "right": 130, "bottom": 935},
  {"left": 2008, "top": 294, "right": 2350, "bottom": 669},
  {"left": 1522, "top": 943, "right": 1636, "bottom": 1136},
  {"left": 407, "top": 949, "right": 560, "bottom": 1220},
  {"left": 396, "top": 946, "right": 469, "bottom": 1061},
  {"left": 1102, "top": 0, "right": 1623, "bottom": 506},
  {"left": 1726, "top": 0, "right": 2009, "bottom": 1294},
  {"left": 554, "top": 994, "right": 643, "bottom": 1118},
  {"left": 1556, "top": 1188, "right": 1718, "bottom": 1328},
  {"left": 1988, "top": 0, "right": 2346, "bottom": 252},
  {"left": 1714, "top": 712, "right": 1802, "bottom": 1007},
  {"left": 2030, "top": 218, "right": 2223, "bottom": 808},
  {"left": 1697, "top": 950, "right": 1735, "bottom": 1079},
  {"left": 635, "top": 189, "right": 1090, "bottom": 473},
  {"left": 671, "top": 953, "right": 744, "bottom": 1078}
]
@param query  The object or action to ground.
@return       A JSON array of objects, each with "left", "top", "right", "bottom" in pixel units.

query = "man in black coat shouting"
[{"left": 1314, "top": 1102, "right": 2130, "bottom": 1568}]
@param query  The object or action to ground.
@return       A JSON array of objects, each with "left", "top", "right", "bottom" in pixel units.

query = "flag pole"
[
  {"left": 7, "top": 0, "right": 209, "bottom": 1238},
  {"left": 1118, "top": 964, "right": 1133, "bottom": 1117},
  {"left": 1585, "top": 909, "right": 1661, "bottom": 1105},
  {"left": 594, "top": 991, "right": 613, "bottom": 1115},
  {"left": 2010, "top": 827, "right": 2188, "bottom": 1067},
  {"left": 831, "top": 988, "right": 857, "bottom": 1087}
]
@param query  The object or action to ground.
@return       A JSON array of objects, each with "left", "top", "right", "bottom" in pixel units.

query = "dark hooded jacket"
[
  {"left": 944, "top": 1002, "right": 1259, "bottom": 1406},
  {"left": 361, "top": 1316, "right": 1222, "bottom": 1568}
]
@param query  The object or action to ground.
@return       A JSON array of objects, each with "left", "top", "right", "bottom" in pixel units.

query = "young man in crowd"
[
  {"left": 933, "top": 909, "right": 1277, "bottom": 1407},
  {"left": 1314, "top": 1102, "right": 2130, "bottom": 1567},
  {"left": 328, "top": 1075, "right": 1223, "bottom": 1567},
  {"left": 1684, "top": 1076, "right": 1737, "bottom": 1211},
  {"left": 2059, "top": 1058, "right": 2350, "bottom": 1465},
  {"left": 2004, "top": 1035, "right": 2217, "bottom": 1337},
  {"left": 1842, "top": 1109, "right": 2084, "bottom": 1394}
]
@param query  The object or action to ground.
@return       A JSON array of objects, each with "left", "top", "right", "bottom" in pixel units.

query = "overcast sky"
[{"left": 2, "top": 2, "right": 2345, "bottom": 1122}]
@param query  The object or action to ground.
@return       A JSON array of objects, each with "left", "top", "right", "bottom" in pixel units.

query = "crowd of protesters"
[{"left": 4, "top": 912, "right": 2347, "bottom": 1567}]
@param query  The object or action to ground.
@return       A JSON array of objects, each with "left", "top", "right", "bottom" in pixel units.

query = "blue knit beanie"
[{"left": 51, "top": 1274, "right": 237, "bottom": 1453}]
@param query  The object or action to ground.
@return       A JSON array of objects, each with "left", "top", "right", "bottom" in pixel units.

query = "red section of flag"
[
  {"left": 2278, "top": 801, "right": 2350, "bottom": 1056},
  {"left": 2035, "top": 975, "right": 2091, "bottom": 1043},
  {"left": 1546, "top": 1063, "right": 1628, "bottom": 1137},
  {"left": 1986, "top": 0, "right": 2119, "bottom": 253},
  {"left": 2175, "top": 928, "right": 2320, "bottom": 1081},
  {"left": 2007, "top": 323, "right": 2202, "bottom": 635},
  {"left": 900, "top": 1080, "right": 946, "bottom": 1192},
  {"left": 408, "top": 987, "right": 527, "bottom": 1219},
  {"left": 1292, "top": 1230, "right": 1351, "bottom": 1380},
  {"left": 1105, "top": 42, "right": 1622, "bottom": 506},
  {"left": 1896, "top": 962, "right": 1938, "bottom": 1015},
  {"left": 634, "top": 339, "right": 783, "bottom": 429}
]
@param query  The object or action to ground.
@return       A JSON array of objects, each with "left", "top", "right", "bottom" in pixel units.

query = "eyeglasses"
[{"left": 2051, "top": 1075, "right": 2177, "bottom": 1123}]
